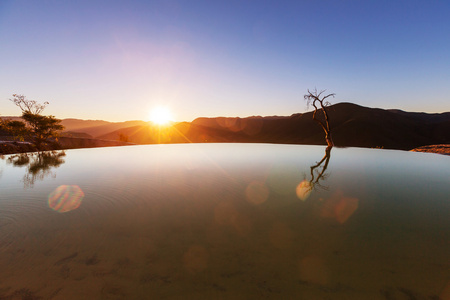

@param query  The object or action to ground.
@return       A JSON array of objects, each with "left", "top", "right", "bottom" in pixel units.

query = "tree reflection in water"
[
  {"left": 308, "top": 145, "right": 332, "bottom": 191},
  {"left": 296, "top": 146, "right": 332, "bottom": 200},
  {"left": 297, "top": 145, "right": 359, "bottom": 224},
  {"left": 4, "top": 150, "right": 66, "bottom": 188}
]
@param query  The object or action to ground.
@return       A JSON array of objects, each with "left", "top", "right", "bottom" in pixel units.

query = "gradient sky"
[{"left": 1, "top": 0, "right": 449, "bottom": 122}]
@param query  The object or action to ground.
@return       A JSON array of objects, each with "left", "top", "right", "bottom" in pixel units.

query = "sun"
[{"left": 148, "top": 106, "right": 173, "bottom": 125}]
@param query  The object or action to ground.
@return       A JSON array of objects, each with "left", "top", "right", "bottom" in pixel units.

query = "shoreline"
[
  {"left": 0, "top": 138, "right": 135, "bottom": 155},
  {"left": 1, "top": 140, "right": 449, "bottom": 156},
  {"left": 410, "top": 144, "right": 450, "bottom": 156}
]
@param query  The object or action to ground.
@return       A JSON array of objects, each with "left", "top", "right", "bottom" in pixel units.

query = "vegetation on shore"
[
  {"left": 0, "top": 94, "right": 64, "bottom": 151},
  {"left": 410, "top": 144, "right": 450, "bottom": 156}
]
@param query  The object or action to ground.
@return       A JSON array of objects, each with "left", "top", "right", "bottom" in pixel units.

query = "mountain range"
[
  {"left": 61, "top": 102, "right": 450, "bottom": 150},
  {"left": 2, "top": 102, "right": 449, "bottom": 150}
]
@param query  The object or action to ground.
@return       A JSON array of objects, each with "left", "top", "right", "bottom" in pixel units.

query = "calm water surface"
[{"left": 0, "top": 144, "right": 449, "bottom": 299}]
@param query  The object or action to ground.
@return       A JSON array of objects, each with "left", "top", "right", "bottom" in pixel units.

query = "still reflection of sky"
[
  {"left": 0, "top": 144, "right": 449, "bottom": 299},
  {"left": 0, "top": 143, "right": 448, "bottom": 226},
  {"left": 0, "top": 144, "right": 448, "bottom": 225}
]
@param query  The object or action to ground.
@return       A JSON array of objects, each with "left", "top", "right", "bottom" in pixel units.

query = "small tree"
[
  {"left": 304, "top": 89, "right": 335, "bottom": 148},
  {"left": 5, "top": 94, "right": 64, "bottom": 149}
]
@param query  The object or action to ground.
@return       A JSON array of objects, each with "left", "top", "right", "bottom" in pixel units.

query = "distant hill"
[
  {"left": 96, "top": 121, "right": 250, "bottom": 144},
  {"left": 93, "top": 103, "right": 450, "bottom": 150},
  {"left": 326, "top": 103, "right": 450, "bottom": 149},
  {"left": 60, "top": 131, "right": 93, "bottom": 139},
  {"left": 3, "top": 103, "right": 450, "bottom": 150},
  {"left": 60, "top": 119, "right": 147, "bottom": 137},
  {"left": 1, "top": 117, "right": 147, "bottom": 139},
  {"left": 0, "top": 116, "right": 22, "bottom": 122}
]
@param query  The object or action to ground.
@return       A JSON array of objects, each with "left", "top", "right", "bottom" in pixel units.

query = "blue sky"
[{"left": 0, "top": 0, "right": 449, "bottom": 122}]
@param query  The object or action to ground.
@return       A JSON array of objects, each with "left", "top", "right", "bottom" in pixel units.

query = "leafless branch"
[
  {"left": 304, "top": 89, "right": 335, "bottom": 147},
  {"left": 9, "top": 94, "right": 48, "bottom": 114}
]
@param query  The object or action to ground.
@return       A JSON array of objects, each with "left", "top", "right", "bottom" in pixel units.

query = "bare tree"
[
  {"left": 10, "top": 94, "right": 48, "bottom": 114},
  {"left": 304, "top": 89, "right": 335, "bottom": 148}
]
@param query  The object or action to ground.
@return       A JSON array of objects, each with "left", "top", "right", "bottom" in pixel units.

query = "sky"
[{"left": 0, "top": 0, "right": 449, "bottom": 122}]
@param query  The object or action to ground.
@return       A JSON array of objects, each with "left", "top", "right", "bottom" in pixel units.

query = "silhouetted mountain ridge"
[
  {"left": 94, "top": 102, "right": 449, "bottom": 150},
  {"left": 3, "top": 103, "right": 449, "bottom": 150}
]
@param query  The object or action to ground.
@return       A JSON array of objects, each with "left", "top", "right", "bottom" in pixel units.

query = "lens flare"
[
  {"left": 48, "top": 185, "right": 84, "bottom": 213},
  {"left": 320, "top": 190, "right": 359, "bottom": 224},
  {"left": 296, "top": 180, "right": 312, "bottom": 201},
  {"left": 245, "top": 181, "right": 269, "bottom": 205}
]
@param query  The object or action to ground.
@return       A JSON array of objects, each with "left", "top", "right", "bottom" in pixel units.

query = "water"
[{"left": 0, "top": 144, "right": 449, "bottom": 299}]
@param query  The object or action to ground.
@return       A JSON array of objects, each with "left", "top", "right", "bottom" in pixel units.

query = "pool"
[{"left": 0, "top": 144, "right": 449, "bottom": 299}]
